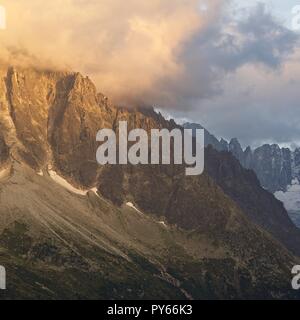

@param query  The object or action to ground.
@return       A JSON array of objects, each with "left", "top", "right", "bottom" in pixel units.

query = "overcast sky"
[{"left": 1, "top": 0, "right": 300, "bottom": 149}]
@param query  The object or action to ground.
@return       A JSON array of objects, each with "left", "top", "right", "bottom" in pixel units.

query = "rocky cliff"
[{"left": 226, "top": 140, "right": 293, "bottom": 193}]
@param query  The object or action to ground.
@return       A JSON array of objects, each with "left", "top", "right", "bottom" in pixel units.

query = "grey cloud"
[
  {"left": 159, "top": 3, "right": 299, "bottom": 110},
  {"left": 233, "top": 4, "right": 299, "bottom": 68},
  {"left": 160, "top": 3, "right": 300, "bottom": 148}
]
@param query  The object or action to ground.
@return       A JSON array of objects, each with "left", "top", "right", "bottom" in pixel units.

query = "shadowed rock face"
[
  {"left": 0, "top": 66, "right": 299, "bottom": 299},
  {"left": 204, "top": 147, "right": 300, "bottom": 257},
  {"left": 96, "top": 115, "right": 300, "bottom": 257},
  {"left": 97, "top": 146, "right": 300, "bottom": 258},
  {"left": 0, "top": 134, "right": 8, "bottom": 164}
]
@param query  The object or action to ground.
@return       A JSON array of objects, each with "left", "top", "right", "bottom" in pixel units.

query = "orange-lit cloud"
[{"left": 0, "top": 0, "right": 221, "bottom": 105}]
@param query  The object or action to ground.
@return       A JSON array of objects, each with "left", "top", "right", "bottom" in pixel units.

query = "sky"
[
  {"left": 237, "top": 0, "right": 297, "bottom": 26},
  {"left": 237, "top": 1, "right": 292, "bottom": 18},
  {"left": 162, "top": 0, "right": 300, "bottom": 148},
  {"left": 0, "top": 0, "right": 300, "bottom": 149}
]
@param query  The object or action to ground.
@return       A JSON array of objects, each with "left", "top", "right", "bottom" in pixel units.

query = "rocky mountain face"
[
  {"left": 183, "top": 123, "right": 300, "bottom": 193},
  {"left": 228, "top": 140, "right": 294, "bottom": 193},
  {"left": 0, "top": 67, "right": 299, "bottom": 299},
  {"left": 217, "top": 136, "right": 300, "bottom": 227}
]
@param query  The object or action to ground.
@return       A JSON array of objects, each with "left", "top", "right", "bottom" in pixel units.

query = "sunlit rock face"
[{"left": 0, "top": 67, "right": 175, "bottom": 187}]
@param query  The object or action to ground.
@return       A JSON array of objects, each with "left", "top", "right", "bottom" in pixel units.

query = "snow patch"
[
  {"left": 274, "top": 178, "right": 300, "bottom": 211},
  {"left": 159, "top": 221, "right": 167, "bottom": 228},
  {"left": 126, "top": 202, "right": 143, "bottom": 215},
  {"left": 90, "top": 187, "right": 100, "bottom": 198},
  {"left": 37, "top": 170, "right": 43, "bottom": 176},
  {"left": 47, "top": 166, "right": 101, "bottom": 198},
  {"left": 48, "top": 169, "right": 87, "bottom": 196}
]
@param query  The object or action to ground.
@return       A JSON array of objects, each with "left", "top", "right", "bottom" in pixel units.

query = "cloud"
[
  {"left": 232, "top": 3, "right": 298, "bottom": 68},
  {"left": 171, "top": 53, "right": 300, "bottom": 148},
  {"left": 156, "top": 3, "right": 299, "bottom": 108},
  {"left": 0, "top": 0, "right": 223, "bottom": 105},
  {"left": 157, "top": 3, "right": 300, "bottom": 148},
  {"left": 5, "top": 0, "right": 294, "bottom": 107},
  {"left": 0, "top": 1, "right": 299, "bottom": 147}
]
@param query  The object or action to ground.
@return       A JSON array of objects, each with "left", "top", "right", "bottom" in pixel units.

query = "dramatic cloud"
[
  {"left": 160, "top": 3, "right": 300, "bottom": 148},
  {"left": 171, "top": 53, "right": 300, "bottom": 148},
  {"left": 0, "top": 0, "right": 222, "bottom": 105},
  {"left": 159, "top": 3, "right": 299, "bottom": 107},
  {"left": 0, "top": 1, "right": 299, "bottom": 147}
]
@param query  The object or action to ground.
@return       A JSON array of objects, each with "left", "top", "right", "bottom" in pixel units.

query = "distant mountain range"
[{"left": 184, "top": 122, "right": 300, "bottom": 227}]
